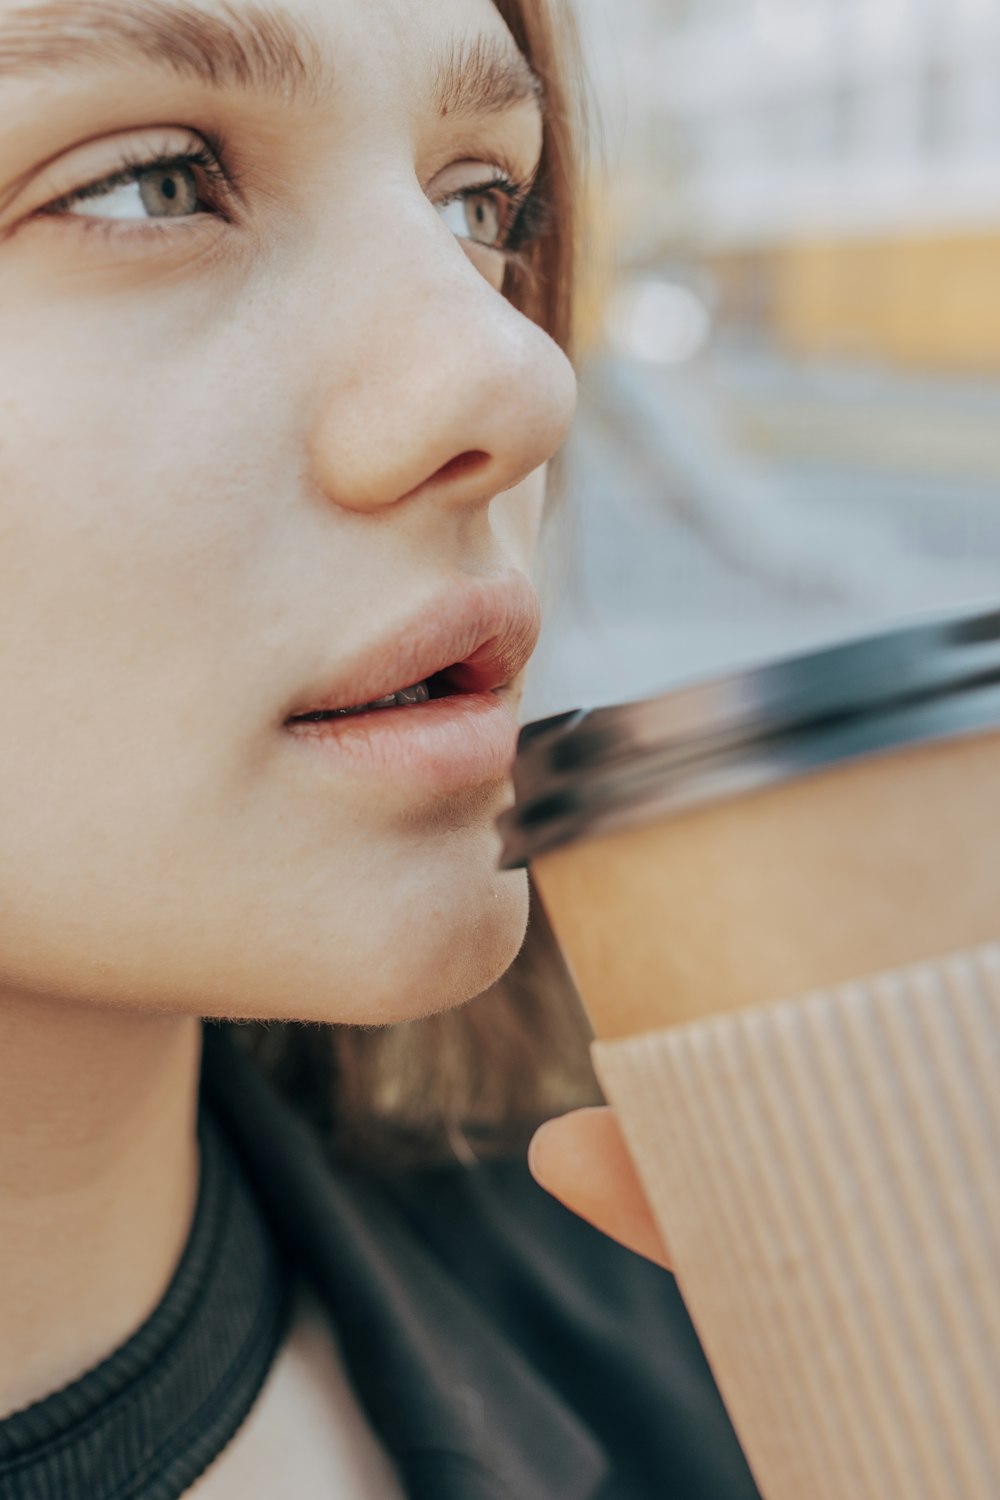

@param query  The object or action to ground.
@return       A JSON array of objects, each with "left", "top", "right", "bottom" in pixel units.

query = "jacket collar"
[{"left": 201, "top": 1024, "right": 610, "bottom": 1500}]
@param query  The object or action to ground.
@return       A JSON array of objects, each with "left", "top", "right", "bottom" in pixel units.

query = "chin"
[{"left": 321, "top": 862, "right": 531, "bottom": 1028}]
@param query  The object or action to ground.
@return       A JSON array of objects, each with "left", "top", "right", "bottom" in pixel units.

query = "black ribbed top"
[{"left": 0, "top": 1108, "right": 292, "bottom": 1500}]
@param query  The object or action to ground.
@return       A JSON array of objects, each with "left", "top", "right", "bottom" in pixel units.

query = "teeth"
[
  {"left": 295, "top": 680, "right": 431, "bottom": 722},
  {"left": 395, "top": 682, "right": 431, "bottom": 705}
]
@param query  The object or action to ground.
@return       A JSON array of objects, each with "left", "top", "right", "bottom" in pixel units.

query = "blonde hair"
[{"left": 223, "top": 0, "right": 603, "bottom": 1169}]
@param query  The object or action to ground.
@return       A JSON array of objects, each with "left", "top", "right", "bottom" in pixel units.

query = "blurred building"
[
  {"left": 589, "top": 0, "right": 1000, "bottom": 371},
  {"left": 523, "top": 0, "right": 1000, "bottom": 721}
]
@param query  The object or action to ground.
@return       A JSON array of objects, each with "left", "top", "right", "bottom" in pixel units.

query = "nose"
[{"left": 302, "top": 206, "right": 578, "bottom": 516}]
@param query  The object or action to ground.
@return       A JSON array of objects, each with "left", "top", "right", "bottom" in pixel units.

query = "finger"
[{"left": 528, "top": 1106, "right": 672, "bottom": 1271}]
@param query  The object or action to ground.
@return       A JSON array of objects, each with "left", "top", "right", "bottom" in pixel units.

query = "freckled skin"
[{"left": 0, "top": 0, "right": 577, "bottom": 1027}]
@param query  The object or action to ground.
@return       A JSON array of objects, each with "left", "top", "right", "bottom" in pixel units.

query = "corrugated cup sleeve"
[{"left": 591, "top": 941, "right": 1000, "bottom": 1500}]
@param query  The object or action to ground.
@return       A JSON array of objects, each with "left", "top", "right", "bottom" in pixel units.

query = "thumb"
[{"left": 528, "top": 1106, "right": 672, "bottom": 1271}]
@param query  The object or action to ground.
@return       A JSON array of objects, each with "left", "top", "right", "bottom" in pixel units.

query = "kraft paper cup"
[{"left": 499, "top": 602, "right": 1000, "bottom": 1500}]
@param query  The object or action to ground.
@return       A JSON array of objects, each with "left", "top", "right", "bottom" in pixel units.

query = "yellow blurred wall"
[{"left": 764, "top": 232, "right": 1000, "bottom": 371}]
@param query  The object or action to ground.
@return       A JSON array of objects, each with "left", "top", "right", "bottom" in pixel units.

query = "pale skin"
[{"left": 0, "top": 0, "right": 667, "bottom": 1448}]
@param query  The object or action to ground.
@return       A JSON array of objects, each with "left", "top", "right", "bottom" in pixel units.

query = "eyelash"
[
  {"left": 464, "top": 171, "right": 551, "bottom": 257},
  {"left": 40, "top": 142, "right": 550, "bottom": 258},
  {"left": 42, "top": 142, "right": 235, "bottom": 222}
]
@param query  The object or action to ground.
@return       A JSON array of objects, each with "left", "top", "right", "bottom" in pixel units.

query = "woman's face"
[{"left": 0, "top": 0, "right": 576, "bottom": 1023}]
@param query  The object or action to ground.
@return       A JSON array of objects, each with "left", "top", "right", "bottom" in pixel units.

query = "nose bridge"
[{"left": 303, "top": 203, "right": 577, "bottom": 514}]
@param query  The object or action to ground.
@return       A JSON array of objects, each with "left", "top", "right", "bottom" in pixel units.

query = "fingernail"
[{"left": 527, "top": 1124, "right": 547, "bottom": 1176}]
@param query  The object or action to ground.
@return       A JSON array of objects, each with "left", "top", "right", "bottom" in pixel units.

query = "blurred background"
[{"left": 524, "top": 0, "right": 1000, "bottom": 718}]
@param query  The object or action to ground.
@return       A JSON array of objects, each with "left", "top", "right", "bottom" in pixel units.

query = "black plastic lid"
[{"left": 498, "top": 599, "right": 1000, "bottom": 869}]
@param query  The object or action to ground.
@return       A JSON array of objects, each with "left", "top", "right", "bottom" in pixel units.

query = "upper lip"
[{"left": 285, "top": 572, "right": 542, "bottom": 719}]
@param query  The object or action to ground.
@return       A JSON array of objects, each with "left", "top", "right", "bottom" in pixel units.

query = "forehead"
[{"left": 0, "top": 0, "right": 539, "bottom": 116}]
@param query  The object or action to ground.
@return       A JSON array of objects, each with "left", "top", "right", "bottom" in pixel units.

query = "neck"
[{"left": 0, "top": 992, "right": 202, "bottom": 1418}]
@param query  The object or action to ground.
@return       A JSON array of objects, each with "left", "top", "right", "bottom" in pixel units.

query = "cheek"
[
  {"left": 0, "top": 284, "right": 299, "bottom": 717},
  {"left": 0, "top": 334, "right": 274, "bottom": 972},
  {"left": 0, "top": 347, "right": 263, "bottom": 737}
]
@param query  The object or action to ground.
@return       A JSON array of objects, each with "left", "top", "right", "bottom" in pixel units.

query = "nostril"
[{"left": 430, "top": 450, "right": 490, "bottom": 485}]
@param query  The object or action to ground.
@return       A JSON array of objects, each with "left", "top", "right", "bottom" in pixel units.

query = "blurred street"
[
  {"left": 524, "top": 350, "right": 1000, "bottom": 719},
  {"left": 522, "top": 0, "right": 1000, "bottom": 722}
]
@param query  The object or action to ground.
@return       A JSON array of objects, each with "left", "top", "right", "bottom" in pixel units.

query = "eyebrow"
[
  {"left": 435, "top": 33, "right": 544, "bottom": 120},
  {"left": 0, "top": 0, "right": 545, "bottom": 118},
  {"left": 0, "top": 1, "right": 325, "bottom": 101}
]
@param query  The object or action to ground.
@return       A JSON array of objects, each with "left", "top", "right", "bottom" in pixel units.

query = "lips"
[{"left": 284, "top": 572, "right": 542, "bottom": 723}]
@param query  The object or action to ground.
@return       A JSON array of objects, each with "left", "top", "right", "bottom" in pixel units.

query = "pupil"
[{"left": 139, "top": 164, "right": 196, "bottom": 218}]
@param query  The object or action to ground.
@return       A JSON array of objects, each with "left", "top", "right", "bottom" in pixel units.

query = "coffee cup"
[{"left": 499, "top": 601, "right": 1000, "bottom": 1500}]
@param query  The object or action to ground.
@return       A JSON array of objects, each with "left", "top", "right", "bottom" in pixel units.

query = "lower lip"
[{"left": 283, "top": 691, "right": 520, "bottom": 792}]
